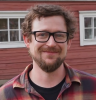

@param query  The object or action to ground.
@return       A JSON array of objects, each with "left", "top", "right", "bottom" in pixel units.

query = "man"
[{"left": 0, "top": 4, "right": 96, "bottom": 100}]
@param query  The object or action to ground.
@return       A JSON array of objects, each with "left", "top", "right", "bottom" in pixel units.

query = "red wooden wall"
[{"left": 0, "top": 1, "right": 96, "bottom": 80}]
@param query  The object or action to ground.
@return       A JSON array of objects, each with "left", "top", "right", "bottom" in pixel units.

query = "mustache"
[{"left": 39, "top": 47, "right": 61, "bottom": 52}]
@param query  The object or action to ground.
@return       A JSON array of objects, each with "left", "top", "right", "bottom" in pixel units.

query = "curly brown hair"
[{"left": 21, "top": 4, "right": 77, "bottom": 40}]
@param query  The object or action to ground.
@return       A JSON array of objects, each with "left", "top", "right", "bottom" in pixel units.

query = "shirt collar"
[
  {"left": 64, "top": 62, "right": 81, "bottom": 85},
  {"left": 13, "top": 62, "right": 81, "bottom": 93},
  {"left": 13, "top": 63, "right": 42, "bottom": 97},
  {"left": 13, "top": 64, "right": 32, "bottom": 89}
]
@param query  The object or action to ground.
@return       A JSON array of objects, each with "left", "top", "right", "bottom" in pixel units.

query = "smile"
[{"left": 42, "top": 51, "right": 58, "bottom": 55}]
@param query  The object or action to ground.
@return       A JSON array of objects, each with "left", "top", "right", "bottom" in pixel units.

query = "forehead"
[{"left": 32, "top": 16, "right": 67, "bottom": 32}]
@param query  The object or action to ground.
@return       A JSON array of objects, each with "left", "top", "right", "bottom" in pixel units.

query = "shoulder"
[
  {"left": 74, "top": 68, "right": 96, "bottom": 79},
  {"left": 0, "top": 75, "right": 19, "bottom": 100},
  {"left": 73, "top": 68, "right": 96, "bottom": 88}
]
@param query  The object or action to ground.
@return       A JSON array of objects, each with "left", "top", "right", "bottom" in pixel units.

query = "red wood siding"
[{"left": 0, "top": 1, "right": 96, "bottom": 79}]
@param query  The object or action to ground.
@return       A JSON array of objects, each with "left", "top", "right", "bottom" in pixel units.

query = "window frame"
[
  {"left": 79, "top": 11, "right": 96, "bottom": 46},
  {"left": 0, "top": 11, "right": 28, "bottom": 48}
]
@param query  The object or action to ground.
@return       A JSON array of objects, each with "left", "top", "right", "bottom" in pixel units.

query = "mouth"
[
  {"left": 39, "top": 47, "right": 61, "bottom": 55},
  {"left": 42, "top": 51, "right": 59, "bottom": 55}
]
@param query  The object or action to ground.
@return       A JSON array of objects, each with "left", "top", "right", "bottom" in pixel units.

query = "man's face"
[{"left": 24, "top": 16, "right": 71, "bottom": 72}]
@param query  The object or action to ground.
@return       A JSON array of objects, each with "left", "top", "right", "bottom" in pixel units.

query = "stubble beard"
[{"left": 29, "top": 50, "right": 66, "bottom": 73}]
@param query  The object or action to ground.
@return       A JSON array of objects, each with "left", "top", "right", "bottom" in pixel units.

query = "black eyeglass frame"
[{"left": 31, "top": 31, "right": 69, "bottom": 43}]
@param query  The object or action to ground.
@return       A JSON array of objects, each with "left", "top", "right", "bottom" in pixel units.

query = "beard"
[{"left": 29, "top": 46, "right": 66, "bottom": 73}]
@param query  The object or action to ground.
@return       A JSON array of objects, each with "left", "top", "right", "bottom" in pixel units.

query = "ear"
[
  {"left": 23, "top": 35, "right": 30, "bottom": 48},
  {"left": 67, "top": 39, "right": 72, "bottom": 50}
]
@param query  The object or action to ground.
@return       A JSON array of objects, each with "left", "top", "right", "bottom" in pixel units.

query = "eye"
[
  {"left": 37, "top": 32, "right": 46, "bottom": 37},
  {"left": 55, "top": 33, "right": 64, "bottom": 37},
  {"left": 40, "top": 33, "right": 46, "bottom": 36},
  {"left": 56, "top": 34, "right": 62, "bottom": 37},
  {"left": 36, "top": 32, "right": 49, "bottom": 39}
]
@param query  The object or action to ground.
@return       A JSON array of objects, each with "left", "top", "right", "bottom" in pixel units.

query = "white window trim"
[
  {"left": 79, "top": 11, "right": 96, "bottom": 46},
  {"left": 0, "top": 11, "right": 28, "bottom": 48}
]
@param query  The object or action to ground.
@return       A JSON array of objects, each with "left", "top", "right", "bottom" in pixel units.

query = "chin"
[{"left": 45, "top": 59, "right": 57, "bottom": 64}]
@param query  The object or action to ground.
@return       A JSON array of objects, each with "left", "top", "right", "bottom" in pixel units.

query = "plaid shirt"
[{"left": 0, "top": 62, "right": 96, "bottom": 100}]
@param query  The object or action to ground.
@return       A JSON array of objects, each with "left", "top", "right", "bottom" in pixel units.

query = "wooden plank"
[
  {"left": 0, "top": 55, "right": 31, "bottom": 62},
  {"left": 0, "top": 48, "right": 27, "bottom": 54},
  {"left": 66, "top": 58, "right": 96, "bottom": 69},
  {"left": 0, "top": 75, "right": 14, "bottom": 80},
  {"left": 0, "top": 63, "right": 27, "bottom": 69},
  {"left": 70, "top": 64, "right": 96, "bottom": 70},
  {"left": 0, "top": 2, "right": 96, "bottom": 11},
  {"left": 0, "top": 52, "right": 29, "bottom": 57},
  {"left": 0, "top": 62, "right": 31, "bottom": 79}
]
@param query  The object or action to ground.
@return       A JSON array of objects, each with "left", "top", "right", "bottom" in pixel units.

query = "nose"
[{"left": 46, "top": 36, "right": 56, "bottom": 47}]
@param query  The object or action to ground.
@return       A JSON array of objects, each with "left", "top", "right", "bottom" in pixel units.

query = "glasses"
[{"left": 31, "top": 31, "right": 69, "bottom": 43}]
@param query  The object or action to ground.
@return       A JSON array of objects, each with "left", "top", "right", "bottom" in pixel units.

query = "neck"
[{"left": 29, "top": 61, "right": 66, "bottom": 88}]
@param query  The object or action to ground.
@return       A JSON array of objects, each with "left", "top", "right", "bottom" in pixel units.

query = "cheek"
[
  {"left": 30, "top": 42, "right": 42, "bottom": 55},
  {"left": 60, "top": 44, "right": 67, "bottom": 55},
  {"left": 29, "top": 42, "right": 35, "bottom": 54}
]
